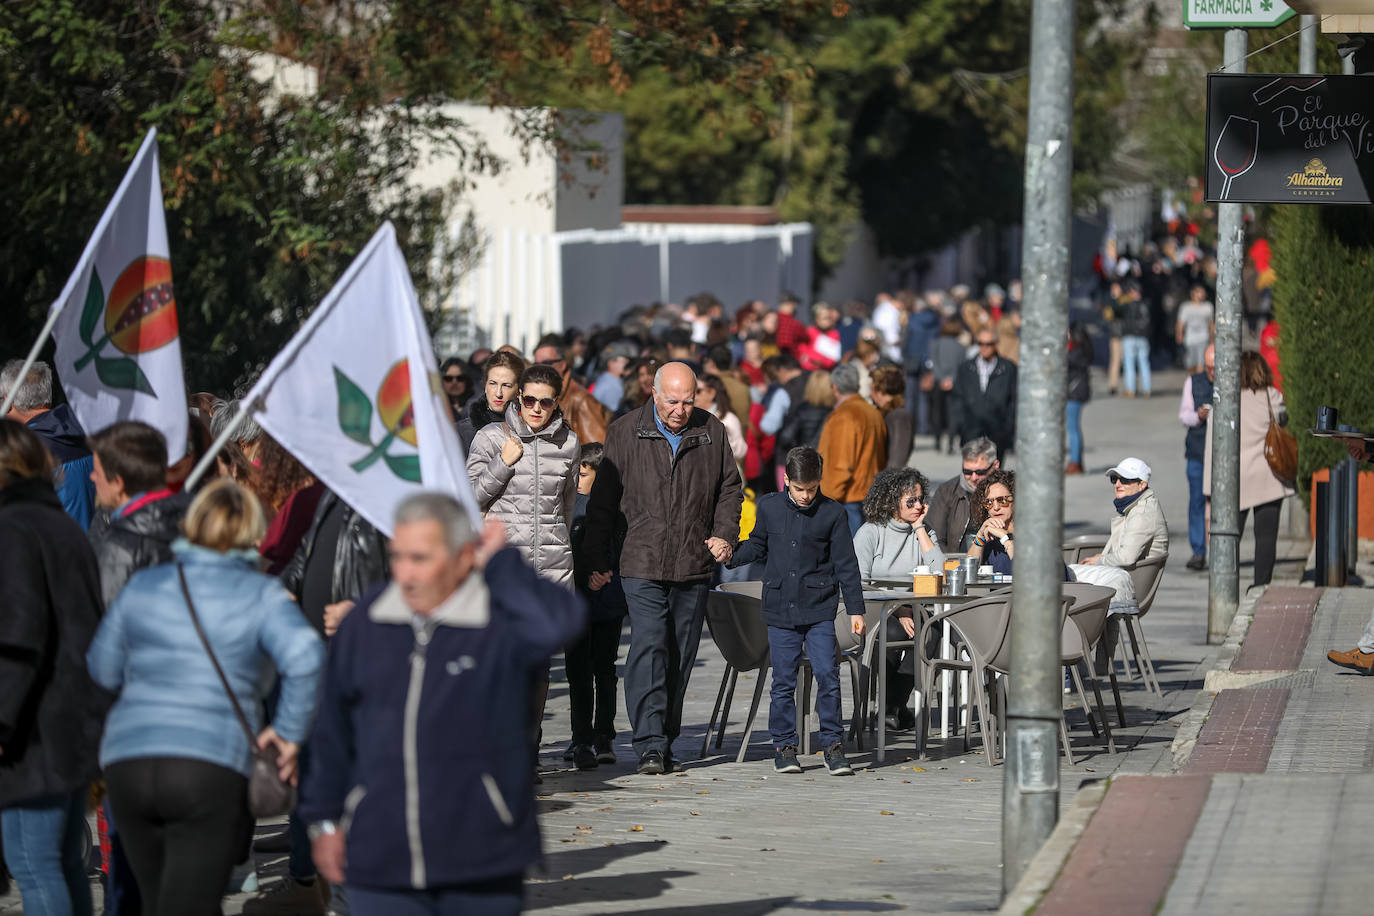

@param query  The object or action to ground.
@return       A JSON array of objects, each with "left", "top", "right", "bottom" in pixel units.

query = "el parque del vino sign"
[{"left": 1205, "top": 74, "right": 1374, "bottom": 204}]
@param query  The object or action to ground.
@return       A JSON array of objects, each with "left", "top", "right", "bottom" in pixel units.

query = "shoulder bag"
[
  {"left": 176, "top": 564, "right": 296, "bottom": 818},
  {"left": 1263, "top": 391, "right": 1298, "bottom": 489}
]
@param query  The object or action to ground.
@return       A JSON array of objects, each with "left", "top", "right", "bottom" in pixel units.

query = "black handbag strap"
[{"left": 176, "top": 563, "right": 259, "bottom": 750}]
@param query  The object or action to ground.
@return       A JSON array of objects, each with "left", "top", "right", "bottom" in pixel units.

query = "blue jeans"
[
  {"left": 767, "top": 622, "right": 843, "bottom": 749},
  {"left": 348, "top": 875, "right": 522, "bottom": 915},
  {"left": 1186, "top": 458, "right": 1206, "bottom": 557},
  {"left": 843, "top": 502, "right": 864, "bottom": 536},
  {"left": 1121, "top": 335, "right": 1151, "bottom": 395},
  {"left": 621, "top": 578, "right": 709, "bottom": 758},
  {"left": 1, "top": 790, "right": 92, "bottom": 916},
  {"left": 1066, "top": 400, "right": 1085, "bottom": 465}
]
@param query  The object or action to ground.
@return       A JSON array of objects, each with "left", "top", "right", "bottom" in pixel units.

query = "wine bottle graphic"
[{"left": 1214, "top": 115, "right": 1260, "bottom": 201}]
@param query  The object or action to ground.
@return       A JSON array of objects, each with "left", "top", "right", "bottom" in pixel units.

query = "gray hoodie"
[{"left": 853, "top": 518, "right": 947, "bottom": 581}]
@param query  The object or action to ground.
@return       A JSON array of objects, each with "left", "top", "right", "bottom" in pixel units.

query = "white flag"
[
  {"left": 50, "top": 129, "right": 188, "bottom": 454},
  {"left": 242, "top": 222, "right": 478, "bottom": 537}
]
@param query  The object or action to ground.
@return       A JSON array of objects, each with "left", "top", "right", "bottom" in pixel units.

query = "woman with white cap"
[{"left": 1071, "top": 457, "right": 1169, "bottom": 615}]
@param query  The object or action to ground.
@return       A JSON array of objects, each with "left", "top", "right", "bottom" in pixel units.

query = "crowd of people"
[{"left": 0, "top": 261, "right": 1266, "bottom": 915}]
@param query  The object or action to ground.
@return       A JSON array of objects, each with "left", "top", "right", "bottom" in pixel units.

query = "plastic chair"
[
  {"left": 1061, "top": 534, "right": 1109, "bottom": 565},
  {"left": 1061, "top": 582, "right": 1120, "bottom": 750},
  {"left": 701, "top": 588, "right": 772, "bottom": 762},
  {"left": 916, "top": 593, "right": 1015, "bottom": 766},
  {"left": 1117, "top": 555, "right": 1167, "bottom": 696}
]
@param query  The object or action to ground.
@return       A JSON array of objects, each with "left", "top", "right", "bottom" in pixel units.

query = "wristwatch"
[{"left": 307, "top": 820, "right": 338, "bottom": 842}]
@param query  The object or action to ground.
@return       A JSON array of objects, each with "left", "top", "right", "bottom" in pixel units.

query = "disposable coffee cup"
[
  {"left": 915, "top": 565, "right": 932, "bottom": 576},
  {"left": 979, "top": 565, "right": 994, "bottom": 578}
]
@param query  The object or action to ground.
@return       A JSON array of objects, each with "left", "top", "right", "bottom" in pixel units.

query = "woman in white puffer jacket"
[{"left": 466, "top": 363, "right": 580, "bottom": 588}]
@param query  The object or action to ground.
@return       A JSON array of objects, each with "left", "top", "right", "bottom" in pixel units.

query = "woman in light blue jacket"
[{"left": 87, "top": 479, "right": 323, "bottom": 916}]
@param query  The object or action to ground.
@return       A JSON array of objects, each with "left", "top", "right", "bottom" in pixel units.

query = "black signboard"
[{"left": 1205, "top": 73, "right": 1374, "bottom": 205}]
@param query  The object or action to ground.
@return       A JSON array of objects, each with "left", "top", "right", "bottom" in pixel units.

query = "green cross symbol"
[{"left": 1260, "top": 0, "right": 1273, "bottom": 11}]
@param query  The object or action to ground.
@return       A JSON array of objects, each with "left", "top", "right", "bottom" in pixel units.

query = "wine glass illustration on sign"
[{"left": 1214, "top": 115, "right": 1260, "bottom": 201}]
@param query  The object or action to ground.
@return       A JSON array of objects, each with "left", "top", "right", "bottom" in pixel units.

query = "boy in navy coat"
[{"left": 728, "top": 447, "right": 866, "bottom": 775}]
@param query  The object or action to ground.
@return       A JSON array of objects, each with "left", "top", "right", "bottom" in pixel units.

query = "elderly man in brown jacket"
[
  {"left": 584, "top": 361, "right": 743, "bottom": 775},
  {"left": 818, "top": 362, "right": 887, "bottom": 535},
  {"left": 534, "top": 338, "right": 608, "bottom": 446}
]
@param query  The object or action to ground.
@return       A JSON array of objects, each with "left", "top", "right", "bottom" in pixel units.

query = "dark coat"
[
  {"left": 884, "top": 408, "right": 913, "bottom": 470},
  {"left": 951, "top": 356, "right": 1018, "bottom": 457},
  {"left": 585, "top": 403, "right": 743, "bottom": 583},
  {"left": 280, "top": 490, "right": 390, "bottom": 611},
  {"left": 728, "top": 491, "right": 865, "bottom": 628},
  {"left": 89, "top": 490, "right": 191, "bottom": 609},
  {"left": 298, "top": 548, "right": 586, "bottom": 891},
  {"left": 571, "top": 493, "right": 626, "bottom": 620},
  {"left": 457, "top": 397, "right": 505, "bottom": 457},
  {"left": 927, "top": 474, "right": 977, "bottom": 553},
  {"left": 0, "top": 479, "right": 108, "bottom": 806},
  {"left": 1067, "top": 325, "right": 1095, "bottom": 404},
  {"left": 26, "top": 405, "right": 96, "bottom": 530},
  {"left": 776, "top": 402, "right": 830, "bottom": 456}
]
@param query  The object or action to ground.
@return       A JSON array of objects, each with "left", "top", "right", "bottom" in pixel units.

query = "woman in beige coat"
[
  {"left": 467, "top": 363, "right": 580, "bottom": 588},
  {"left": 1204, "top": 351, "right": 1293, "bottom": 588}
]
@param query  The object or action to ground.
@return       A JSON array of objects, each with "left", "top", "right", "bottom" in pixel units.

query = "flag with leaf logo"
[
  {"left": 50, "top": 129, "right": 187, "bottom": 453},
  {"left": 239, "top": 222, "right": 477, "bottom": 536}
]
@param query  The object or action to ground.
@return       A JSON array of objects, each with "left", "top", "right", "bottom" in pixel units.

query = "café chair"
[{"left": 702, "top": 585, "right": 772, "bottom": 762}]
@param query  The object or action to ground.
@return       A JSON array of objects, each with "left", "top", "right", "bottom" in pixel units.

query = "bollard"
[
  {"left": 1326, "top": 465, "right": 1348, "bottom": 587},
  {"left": 1316, "top": 478, "right": 1331, "bottom": 585}
]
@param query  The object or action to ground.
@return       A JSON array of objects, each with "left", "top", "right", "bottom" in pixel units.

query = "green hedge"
[{"left": 1271, "top": 205, "right": 1374, "bottom": 507}]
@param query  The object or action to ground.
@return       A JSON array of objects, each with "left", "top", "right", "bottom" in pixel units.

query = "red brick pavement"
[
  {"left": 1033, "top": 774, "right": 1213, "bottom": 916},
  {"left": 1182, "top": 687, "right": 1290, "bottom": 774},
  {"left": 1230, "top": 586, "right": 1322, "bottom": 672}
]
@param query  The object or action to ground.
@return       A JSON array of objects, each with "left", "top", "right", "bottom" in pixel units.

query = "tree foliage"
[{"left": 1271, "top": 205, "right": 1374, "bottom": 505}]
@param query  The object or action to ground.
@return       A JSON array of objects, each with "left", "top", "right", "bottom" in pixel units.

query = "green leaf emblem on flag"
[{"left": 335, "top": 360, "right": 422, "bottom": 483}]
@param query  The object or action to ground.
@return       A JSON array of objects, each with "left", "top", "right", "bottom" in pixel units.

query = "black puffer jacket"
[
  {"left": 0, "top": 479, "right": 108, "bottom": 806},
  {"left": 776, "top": 402, "right": 831, "bottom": 456},
  {"left": 457, "top": 397, "right": 505, "bottom": 456},
  {"left": 280, "top": 489, "right": 390, "bottom": 614},
  {"left": 89, "top": 490, "right": 191, "bottom": 609},
  {"left": 1067, "top": 324, "right": 1095, "bottom": 403}
]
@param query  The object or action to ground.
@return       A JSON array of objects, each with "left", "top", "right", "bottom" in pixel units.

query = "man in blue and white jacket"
[{"left": 299, "top": 492, "right": 586, "bottom": 915}]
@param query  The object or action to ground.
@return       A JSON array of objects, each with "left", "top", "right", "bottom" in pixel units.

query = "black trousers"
[
  {"left": 106, "top": 757, "right": 250, "bottom": 916},
  {"left": 1240, "top": 498, "right": 1282, "bottom": 587},
  {"left": 566, "top": 616, "right": 624, "bottom": 744}
]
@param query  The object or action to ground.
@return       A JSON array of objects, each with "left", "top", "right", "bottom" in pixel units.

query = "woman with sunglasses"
[
  {"left": 854, "top": 467, "right": 945, "bottom": 729},
  {"left": 466, "top": 363, "right": 580, "bottom": 587},
  {"left": 1070, "top": 457, "right": 1168, "bottom": 615},
  {"left": 967, "top": 469, "right": 1018, "bottom": 576}
]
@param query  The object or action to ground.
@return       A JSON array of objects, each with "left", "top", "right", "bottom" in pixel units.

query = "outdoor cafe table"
[{"left": 860, "top": 587, "right": 1009, "bottom": 762}]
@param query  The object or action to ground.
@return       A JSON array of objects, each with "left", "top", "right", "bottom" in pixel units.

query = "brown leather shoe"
[
  {"left": 1065, "top": 462, "right": 1084, "bottom": 475},
  {"left": 1327, "top": 647, "right": 1374, "bottom": 675}
]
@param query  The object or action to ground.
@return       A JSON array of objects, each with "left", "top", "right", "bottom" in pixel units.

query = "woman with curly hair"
[
  {"left": 967, "top": 468, "right": 1017, "bottom": 576},
  {"left": 853, "top": 467, "right": 944, "bottom": 730}
]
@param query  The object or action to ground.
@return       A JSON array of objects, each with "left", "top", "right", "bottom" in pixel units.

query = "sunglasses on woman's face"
[
  {"left": 903, "top": 496, "right": 925, "bottom": 508},
  {"left": 521, "top": 395, "right": 557, "bottom": 411},
  {"left": 443, "top": 374, "right": 465, "bottom": 383},
  {"left": 1109, "top": 475, "right": 1140, "bottom": 485},
  {"left": 984, "top": 495, "right": 1014, "bottom": 509}
]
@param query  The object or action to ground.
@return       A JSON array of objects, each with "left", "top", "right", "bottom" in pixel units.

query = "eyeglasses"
[
  {"left": 521, "top": 395, "right": 557, "bottom": 411},
  {"left": 962, "top": 466, "right": 991, "bottom": 477},
  {"left": 983, "top": 495, "right": 1014, "bottom": 509},
  {"left": 977, "top": 340, "right": 997, "bottom": 348},
  {"left": 1109, "top": 474, "right": 1141, "bottom": 485},
  {"left": 442, "top": 374, "right": 465, "bottom": 383},
  {"left": 903, "top": 496, "right": 925, "bottom": 508}
]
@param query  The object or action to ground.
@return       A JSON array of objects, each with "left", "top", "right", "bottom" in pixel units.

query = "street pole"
[
  {"left": 1208, "top": 27, "right": 1247, "bottom": 644},
  {"left": 1299, "top": 15, "right": 1318, "bottom": 75},
  {"left": 1002, "top": 0, "right": 1073, "bottom": 894}
]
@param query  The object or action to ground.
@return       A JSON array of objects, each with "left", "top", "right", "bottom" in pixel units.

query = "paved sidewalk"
[{"left": 1012, "top": 584, "right": 1374, "bottom": 915}]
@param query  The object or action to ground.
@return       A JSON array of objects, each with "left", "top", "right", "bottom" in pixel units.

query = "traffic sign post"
[{"left": 1184, "top": 0, "right": 1297, "bottom": 28}]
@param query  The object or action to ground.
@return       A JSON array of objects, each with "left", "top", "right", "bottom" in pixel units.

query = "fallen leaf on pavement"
[
  {"left": 879, "top": 810, "right": 895, "bottom": 816},
  {"left": 629, "top": 825, "right": 644, "bottom": 832}
]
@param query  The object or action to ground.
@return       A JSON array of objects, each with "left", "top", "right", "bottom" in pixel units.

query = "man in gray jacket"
[{"left": 585, "top": 362, "right": 743, "bottom": 775}]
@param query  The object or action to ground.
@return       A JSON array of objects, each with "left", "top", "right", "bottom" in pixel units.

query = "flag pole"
[
  {"left": 4, "top": 129, "right": 162, "bottom": 417},
  {"left": 182, "top": 222, "right": 398, "bottom": 491}
]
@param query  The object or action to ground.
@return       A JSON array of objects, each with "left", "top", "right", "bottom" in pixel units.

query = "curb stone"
[
  {"left": 1168, "top": 584, "right": 1268, "bottom": 771},
  {"left": 996, "top": 779, "right": 1109, "bottom": 916}
]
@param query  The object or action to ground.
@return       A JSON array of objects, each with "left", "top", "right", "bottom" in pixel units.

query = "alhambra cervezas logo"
[
  {"left": 1286, "top": 158, "right": 1344, "bottom": 189},
  {"left": 334, "top": 359, "right": 423, "bottom": 483}
]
